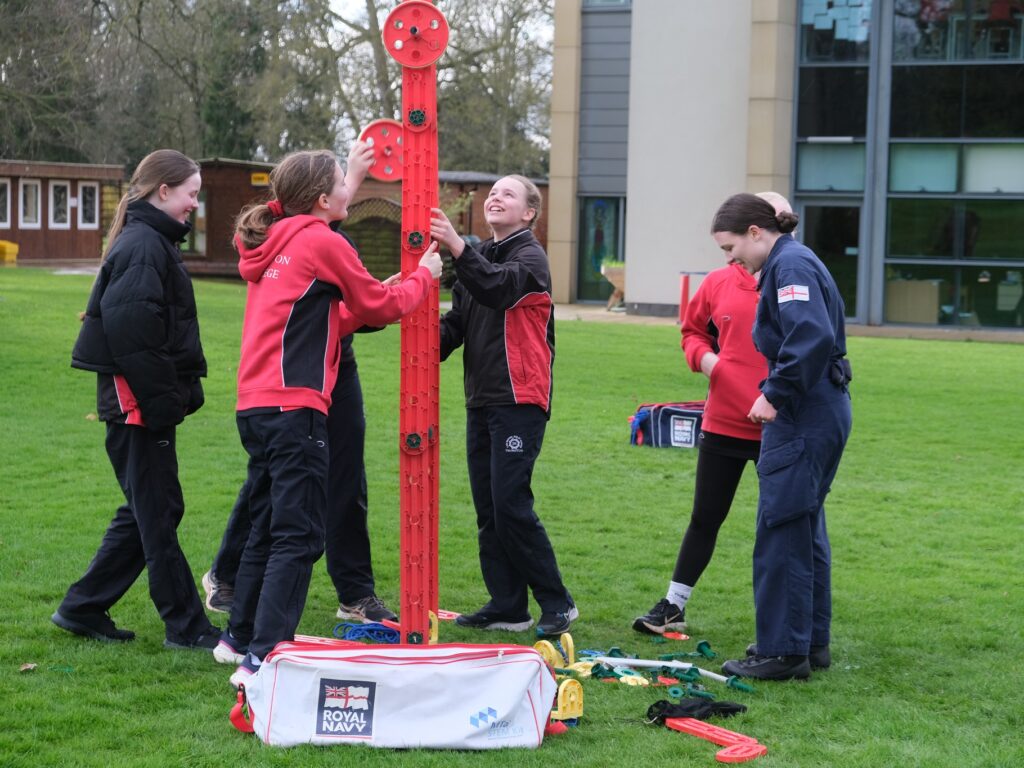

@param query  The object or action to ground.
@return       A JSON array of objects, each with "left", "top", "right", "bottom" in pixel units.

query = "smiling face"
[
  {"left": 713, "top": 226, "right": 771, "bottom": 275},
  {"left": 149, "top": 172, "right": 202, "bottom": 223},
  {"left": 484, "top": 176, "right": 536, "bottom": 239}
]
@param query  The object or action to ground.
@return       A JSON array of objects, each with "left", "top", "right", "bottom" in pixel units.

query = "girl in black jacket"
[{"left": 53, "top": 149, "right": 219, "bottom": 650}]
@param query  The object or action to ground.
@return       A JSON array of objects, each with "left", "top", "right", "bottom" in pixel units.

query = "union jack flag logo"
[{"left": 323, "top": 684, "right": 371, "bottom": 710}]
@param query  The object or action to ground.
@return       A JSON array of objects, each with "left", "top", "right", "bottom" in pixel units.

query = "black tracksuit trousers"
[{"left": 59, "top": 422, "right": 213, "bottom": 644}]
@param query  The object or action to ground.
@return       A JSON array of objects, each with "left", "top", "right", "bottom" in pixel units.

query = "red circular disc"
[
  {"left": 382, "top": 0, "right": 449, "bottom": 68},
  {"left": 358, "top": 119, "right": 404, "bottom": 182}
]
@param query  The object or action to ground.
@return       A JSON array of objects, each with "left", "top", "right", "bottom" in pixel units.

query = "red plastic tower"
[{"left": 381, "top": 0, "right": 449, "bottom": 644}]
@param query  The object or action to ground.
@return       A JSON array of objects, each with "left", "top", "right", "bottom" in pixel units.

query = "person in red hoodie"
[
  {"left": 219, "top": 147, "right": 442, "bottom": 687},
  {"left": 632, "top": 192, "right": 791, "bottom": 636}
]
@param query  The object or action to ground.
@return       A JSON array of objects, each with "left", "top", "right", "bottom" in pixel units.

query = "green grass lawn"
[{"left": 1, "top": 267, "right": 1021, "bottom": 767}]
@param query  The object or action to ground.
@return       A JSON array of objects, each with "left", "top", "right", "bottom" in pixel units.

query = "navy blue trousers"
[
  {"left": 60, "top": 422, "right": 213, "bottom": 644},
  {"left": 212, "top": 361, "right": 374, "bottom": 603},
  {"left": 229, "top": 409, "right": 328, "bottom": 660},
  {"left": 753, "top": 378, "right": 851, "bottom": 656},
  {"left": 465, "top": 405, "right": 571, "bottom": 617}
]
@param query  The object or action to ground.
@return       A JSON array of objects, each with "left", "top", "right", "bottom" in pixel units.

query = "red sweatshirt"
[
  {"left": 681, "top": 263, "right": 767, "bottom": 441},
  {"left": 235, "top": 215, "right": 431, "bottom": 414}
]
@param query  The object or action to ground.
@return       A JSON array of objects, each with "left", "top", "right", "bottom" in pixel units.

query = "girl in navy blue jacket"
[
  {"left": 54, "top": 149, "right": 219, "bottom": 651},
  {"left": 709, "top": 193, "right": 852, "bottom": 681}
]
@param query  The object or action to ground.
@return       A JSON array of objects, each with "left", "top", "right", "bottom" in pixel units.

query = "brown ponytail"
[{"left": 234, "top": 150, "right": 339, "bottom": 251}]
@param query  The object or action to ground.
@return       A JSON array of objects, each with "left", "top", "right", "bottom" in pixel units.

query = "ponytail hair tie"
[{"left": 267, "top": 199, "right": 284, "bottom": 218}]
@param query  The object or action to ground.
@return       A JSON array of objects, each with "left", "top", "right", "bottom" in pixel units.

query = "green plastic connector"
[
  {"left": 685, "top": 683, "right": 715, "bottom": 700},
  {"left": 696, "top": 640, "right": 716, "bottom": 659},
  {"left": 725, "top": 675, "right": 755, "bottom": 693}
]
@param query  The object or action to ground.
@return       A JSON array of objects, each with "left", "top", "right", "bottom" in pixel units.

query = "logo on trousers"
[{"left": 505, "top": 435, "right": 523, "bottom": 453}]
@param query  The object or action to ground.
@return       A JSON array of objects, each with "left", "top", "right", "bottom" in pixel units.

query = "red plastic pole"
[
  {"left": 383, "top": 0, "right": 449, "bottom": 644},
  {"left": 679, "top": 273, "right": 690, "bottom": 324}
]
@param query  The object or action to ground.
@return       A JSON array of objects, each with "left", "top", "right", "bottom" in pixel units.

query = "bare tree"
[
  {"left": 328, "top": 0, "right": 552, "bottom": 173},
  {"left": 0, "top": 1, "right": 101, "bottom": 161}
]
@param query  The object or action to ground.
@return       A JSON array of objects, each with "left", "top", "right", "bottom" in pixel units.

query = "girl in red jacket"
[
  {"left": 220, "top": 147, "right": 442, "bottom": 686},
  {"left": 632, "top": 193, "right": 791, "bottom": 637}
]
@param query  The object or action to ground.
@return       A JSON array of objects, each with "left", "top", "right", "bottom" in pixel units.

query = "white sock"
[{"left": 666, "top": 582, "right": 693, "bottom": 611}]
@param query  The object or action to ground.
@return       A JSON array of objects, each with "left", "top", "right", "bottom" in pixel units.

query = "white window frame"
[
  {"left": 78, "top": 181, "right": 100, "bottom": 230},
  {"left": 0, "top": 178, "right": 10, "bottom": 229},
  {"left": 19, "top": 179, "right": 42, "bottom": 230},
  {"left": 49, "top": 179, "right": 72, "bottom": 230}
]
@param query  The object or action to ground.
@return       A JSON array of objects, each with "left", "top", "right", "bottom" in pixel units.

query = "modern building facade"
[{"left": 549, "top": 0, "right": 1024, "bottom": 328}]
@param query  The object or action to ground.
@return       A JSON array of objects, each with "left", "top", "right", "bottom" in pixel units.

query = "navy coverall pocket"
[{"left": 756, "top": 437, "right": 819, "bottom": 528}]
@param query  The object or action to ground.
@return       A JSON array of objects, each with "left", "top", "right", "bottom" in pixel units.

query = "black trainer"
[
  {"left": 746, "top": 642, "right": 831, "bottom": 670},
  {"left": 722, "top": 653, "right": 811, "bottom": 681},
  {"left": 536, "top": 601, "right": 579, "bottom": 637},
  {"left": 632, "top": 598, "right": 686, "bottom": 635},
  {"left": 455, "top": 605, "right": 533, "bottom": 632},
  {"left": 201, "top": 570, "right": 233, "bottom": 614},
  {"left": 337, "top": 594, "right": 398, "bottom": 623},
  {"left": 164, "top": 629, "right": 221, "bottom": 652},
  {"left": 51, "top": 610, "right": 135, "bottom": 642}
]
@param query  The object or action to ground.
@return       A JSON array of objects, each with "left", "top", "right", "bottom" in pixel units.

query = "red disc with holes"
[
  {"left": 358, "top": 119, "right": 404, "bottom": 182},
  {"left": 382, "top": 0, "right": 449, "bottom": 68}
]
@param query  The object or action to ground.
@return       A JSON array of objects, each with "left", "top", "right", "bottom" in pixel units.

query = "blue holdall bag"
[{"left": 630, "top": 401, "right": 705, "bottom": 448}]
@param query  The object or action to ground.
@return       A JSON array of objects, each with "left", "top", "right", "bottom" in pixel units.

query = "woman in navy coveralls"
[{"left": 710, "top": 193, "right": 852, "bottom": 681}]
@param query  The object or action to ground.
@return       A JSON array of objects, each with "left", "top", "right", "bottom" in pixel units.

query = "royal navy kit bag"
[
  {"left": 630, "top": 400, "right": 705, "bottom": 448},
  {"left": 232, "top": 637, "right": 558, "bottom": 749}
]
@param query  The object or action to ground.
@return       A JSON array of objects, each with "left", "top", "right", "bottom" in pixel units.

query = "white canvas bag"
[{"left": 236, "top": 638, "right": 558, "bottom": 749}]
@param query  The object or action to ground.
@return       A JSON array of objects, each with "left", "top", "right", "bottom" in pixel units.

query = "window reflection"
[
  {"left": 801, "top": 0, "right": 872, "bottom": 62},
  {"left": 894, "top": 0, "right": 1024, "bottom": 61},
  {"left": 885, "top": 263, "right": 1024, "bottom": 325}
]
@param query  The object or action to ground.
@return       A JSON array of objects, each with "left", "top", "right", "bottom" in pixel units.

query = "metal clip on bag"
[{"left": 233, "top": 639, "right": 558, "bottom": 749}]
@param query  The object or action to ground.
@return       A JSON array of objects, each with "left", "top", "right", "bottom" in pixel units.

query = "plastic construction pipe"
[{"left": 590, "top": 656, "right": 754, "bottom": 692}]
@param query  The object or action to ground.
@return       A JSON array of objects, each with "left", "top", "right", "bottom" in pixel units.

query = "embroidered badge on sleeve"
[{"left": 777, "top": 285, "right": 809, "bottom": 303}]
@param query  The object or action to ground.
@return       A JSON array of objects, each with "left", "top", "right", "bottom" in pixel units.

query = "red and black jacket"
[
  {"left": 440, "top": 228, "right": 555, "bottom": 414},
  {"left": 236, "top": 215, "right": 431, "bottom": 414}
]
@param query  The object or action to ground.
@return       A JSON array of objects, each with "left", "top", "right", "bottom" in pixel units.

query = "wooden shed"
[{"left": 0, "top": 160, "right": 123, "bottom": 262}]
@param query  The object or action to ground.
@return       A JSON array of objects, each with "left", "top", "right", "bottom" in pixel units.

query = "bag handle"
[{"left": 229, "top": 686, "right": 255, "bottom": 734}]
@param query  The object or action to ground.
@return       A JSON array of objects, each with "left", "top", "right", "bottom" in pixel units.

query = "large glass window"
[
  {"left": 893, "top": 0, "right": 1024, "bottom": 62},
  {"left": 886, "top": 1, "right": 1024, "bottom": 329},
  {"left": 885, "top": 263, "right": 1024, "bottom": 326},
  {"left": 892, "top": 64, "right": 1024, "bottom": 137},
  {"left": 0, "top": 179, "right": 9, "bottom": 229},
  {"left": 577, "top": 196, "right": 624, "bottom": 302},
  {"left": 49, "top": 181, "right": 71, "bottom": 230},
  {"left": 19, "top": 179, "right": 41, "bottom": 229}
]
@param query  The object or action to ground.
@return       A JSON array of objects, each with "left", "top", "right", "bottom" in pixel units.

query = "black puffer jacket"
[{"left": 72, "top": 200, "right": 207, "bottom": 429}]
